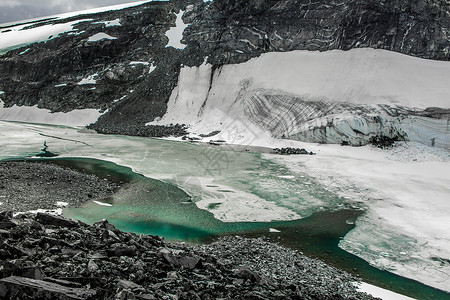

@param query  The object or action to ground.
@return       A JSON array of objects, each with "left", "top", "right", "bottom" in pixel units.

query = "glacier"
[{"left": 149, "top": 48, "right": 449, "bottom": 148}]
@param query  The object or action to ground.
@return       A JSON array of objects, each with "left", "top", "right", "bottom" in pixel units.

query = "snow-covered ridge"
[
  {"left": 0, "top": 19, "right": 92, "bottom": 54},
  {"left": 150, "top": 48, "right": 450, "bottom": 148},
  {"left": 0, "top": 1, "right": 152, "bottom": 28},
  {"left": 0, "top": 1, "right": 154, "bottom": 54}
]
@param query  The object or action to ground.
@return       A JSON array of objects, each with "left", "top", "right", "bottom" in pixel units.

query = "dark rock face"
[
  {"left": 0, "top": 0, "right": 448, "bottom": 136},
  {"left": 184, "top": 0, "right": 450, "bottom": 65},
  {"left": 0, "top": 211, "right": 377, "bottom": 299}
]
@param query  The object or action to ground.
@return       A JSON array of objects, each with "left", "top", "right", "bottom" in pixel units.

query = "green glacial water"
[
  {"left": 38, "top": 157, "right": 449, "bottom": 300},
  {"left": 1, "top": 121, "right": 449, "bottom": 299}
]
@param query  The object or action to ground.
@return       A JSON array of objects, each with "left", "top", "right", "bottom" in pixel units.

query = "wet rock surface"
[
  {"left": 0, "top": 161, "right": 118, "bottom": 212},
  {"left": 0, "top": 0, "right": 448, "bottom": 137},
  {"left": 0, "top": 211, "right": 378, "bottom": 299}
]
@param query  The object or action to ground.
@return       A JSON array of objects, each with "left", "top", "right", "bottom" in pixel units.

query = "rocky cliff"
[{"left": 0, "top": 0, "right": 448, "bottom": 142}]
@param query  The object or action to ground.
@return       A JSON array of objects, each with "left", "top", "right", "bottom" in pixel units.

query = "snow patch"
[
  {"left": 113, "top": 95, "right": 128, "bottom": 103},
  {"left": 277, "top": 175, "right": 295, "bottom": 179},
  {"left": 355, "top": 282, "right": 415, "bottom": 300},
  {"left": 165, "top": 10, "right": 188, "bottom": 49},
  {"left": 93, "top": 200, "right": 112, "bottom": 207},
  {"left": 148, "top": 63, "right": 156, "bottom": 74},
  {"left": 55, "top": 83, "right": 67, "bottom": 87},
  {"left": 87, "top": 32, "right": 117, "bottom": 42},
  {"left": 0, "top": 1, "right": 150, "bottom": 28},
  {"left": 130, "top": 61, "right": 150, "bottom": 66},
  {"left": 56, "top": 201, "right": 69, "bottom": 207},
  {"left": 19, "top": 48, "right": 30, "bottom": 55},
  {"left": 14, "top": 208, "right": 63, "bottom": 217},
  {"left": 0, "top": 19, "right": 93, "bottom": 54},
  {"left": 0, "top": 99, "right": 102, "bottom": 127},
  {"left": 269, "top": 228, "right": 281, "bottom": 233},
  {"left": 78, "top": 74, "right": 98, "bottom": 85},
  {"left": 93, "top": 18, "right": 122, "bottom": 27}
]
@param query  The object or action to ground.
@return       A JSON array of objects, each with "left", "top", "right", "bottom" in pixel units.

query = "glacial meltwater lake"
[{"left": 1, "top": 121, "right": 449, "bottom": 299}]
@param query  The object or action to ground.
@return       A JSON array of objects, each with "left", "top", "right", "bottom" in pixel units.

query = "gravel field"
[{"left": 0, "top": 161, "right": 118, "bottom": 212}]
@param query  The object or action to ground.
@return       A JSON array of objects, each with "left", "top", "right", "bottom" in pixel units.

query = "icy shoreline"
[
  {"left": 0, "top": 120, "right": 449, "bottom": 296},
  {"left": 148, "top": 133, "right": 450, "bottom": 293},
  {"left": 0, "top": 151, "right": 421, "bottom": 299}
]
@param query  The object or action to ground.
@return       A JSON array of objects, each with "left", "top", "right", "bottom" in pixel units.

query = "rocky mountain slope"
[{"left": 0, "top": 0, "right": 449, "bottom": 145}]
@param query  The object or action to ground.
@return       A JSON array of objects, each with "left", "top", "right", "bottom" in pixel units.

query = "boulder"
[
  {"left": 0, "top": 221, "right": 16, "bottom": 229},
  {"left": 107, "top": 244, "right": 137, "bottom": 257},
  {"left": 117, "top": 279, "right": 144, "bottom": 292},
  {"left": 234, "top": 267, "right": 262, "bottom": 282},
  {"left": 159, "top": 249, "right": 179, "bottom": 267},
  {"left": 44, "top": 278, "right": 83, "bottom": 289},
  {"left": 20, "top": 267, "right": 45, "bottom": 280},
  {"left": 0, "top": 211, "right": 13, "bottom": 221},
  {"left": 178, "top": 256, "right": 201, "bottom": 270},
  {"left": 0, "top": 276, "right": 96, "bottom": 299},
  {"left": 35, "top": 213, "right": 78, "bottom": 228}
]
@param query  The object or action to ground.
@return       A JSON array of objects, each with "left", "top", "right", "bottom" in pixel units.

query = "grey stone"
[
  {"left": 36, "top": 213, "right": 78, "bottom": 228},
  {"left": 108, "top": 244, "right": 137, "bottom": 257},
  {"left": 21, "top": 267, "right": 45, "bottom": 280},
  {"left": 234, "top": 267, "right": 262, "bottom": 282},
  {"left": 0, "top": 276, "right": 96, "bottom": 299},
  {"left": 178, "top": 256, "right": 201, "bottom": 270},
  {"left": 0, "top": 221, "right": 16, "bottom": 229},
  {"left": 117, "top": 279, "right": 144, "bottom": 291}
]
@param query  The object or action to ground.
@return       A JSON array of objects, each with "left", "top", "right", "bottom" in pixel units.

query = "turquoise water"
[
  {"left": 1, "top": 118, "right": 448, "bottom": 300},
  {"left": 39, "top": 157, "right": 449, "bottom": 300},
  {"left": 50, "top": 158, "right": 301, "bottom": 240}
]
